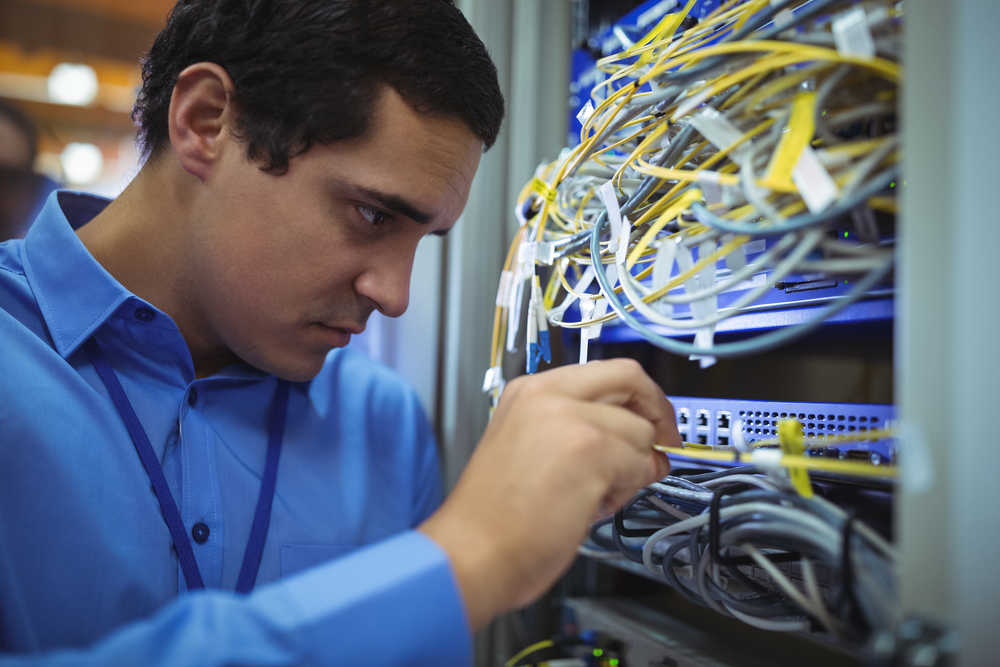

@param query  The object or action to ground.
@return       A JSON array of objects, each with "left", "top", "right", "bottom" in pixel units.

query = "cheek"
[{"left": 196, "top": 186, "right": 362, "bottom": 321}]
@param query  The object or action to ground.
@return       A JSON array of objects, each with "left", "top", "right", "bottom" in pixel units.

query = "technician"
[{"left": 0, "top": 1, "right": 679, "bottom": 665}]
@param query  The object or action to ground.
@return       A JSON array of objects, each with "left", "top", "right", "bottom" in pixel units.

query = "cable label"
[
  {"left": 792, "top": 145, "right": 840, "bottom": 213},
  {"left": 600, "top": 180, "right": 624, "bottom": 254},
  {"left": 531, "top": 177, "right": 557, "bottom": 204},
  {"left": 832, "top": 7, "right": 876, "bottom": 59},
  {"left": 689, "top": 108, "right": 748, "bottom": 160}
]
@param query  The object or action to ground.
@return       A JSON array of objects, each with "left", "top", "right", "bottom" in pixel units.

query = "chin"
[{"left": 242, "top": 347, "right": 328, "bottom": 383}]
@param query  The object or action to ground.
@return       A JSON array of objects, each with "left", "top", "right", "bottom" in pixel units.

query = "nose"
[{"left": 353, "top": 242, "right": 416, "bottom": 318}]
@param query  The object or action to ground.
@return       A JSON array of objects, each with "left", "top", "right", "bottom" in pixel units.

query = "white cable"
[
  {"left": 641, "top": 502, "right": 841, "bottom": 575},
  {"left": 646, "top": 494, "right": 693, "bottom": 521},
  {"left": 647, "top": 482, "right": 712, "bottom": 503},
  {"left": 801, "top": 557, "right": 840, "bottom": 636},
  {"left": 723, "top": 604, "right": 811, "bottom": 632},
  {"left": 619, "top": 227, "right": 824, "bottom": 329},
  {"left": 743, "top": 543, "right": 822, "bottom": 620}
]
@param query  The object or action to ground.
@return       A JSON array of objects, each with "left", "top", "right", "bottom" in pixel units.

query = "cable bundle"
[
  {"left": 585, "top": 463, "right": 897, "bottom": 641},
  {"left": 485, "top": 0, "right": 901, "bottom": 402}
]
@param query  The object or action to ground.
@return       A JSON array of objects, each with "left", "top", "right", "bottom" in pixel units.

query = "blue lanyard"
[{"left": 83, "top": 337, "right": 289, "bottom": 595}]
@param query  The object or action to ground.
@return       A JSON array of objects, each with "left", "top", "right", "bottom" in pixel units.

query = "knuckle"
[
  {"left": 567, "top": 421, "right": 604, "bottom": 451},
  {"left": 611, "top": 357, "right": 645, "bottom": 378}
]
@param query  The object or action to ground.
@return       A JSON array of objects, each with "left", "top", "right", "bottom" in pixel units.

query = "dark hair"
[
  {"left": 0, "top": 100, "right": 38, "bottom": 169},
  {"left": 132, "top": 0, "right": 505, "bottom": 173}
]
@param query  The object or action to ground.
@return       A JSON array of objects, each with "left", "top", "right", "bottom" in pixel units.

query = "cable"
[{"left": 484, "top": 0, "right": 900, "bottom": 394}]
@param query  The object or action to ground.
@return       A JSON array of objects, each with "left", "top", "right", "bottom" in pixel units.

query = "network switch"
[{"left": 669, "top": 396, "right": 895, "bottom": 464}]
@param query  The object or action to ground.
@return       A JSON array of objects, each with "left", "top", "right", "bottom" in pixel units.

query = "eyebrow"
[{"left": 355, "top": 186, "right": 434, "bottom": 226}]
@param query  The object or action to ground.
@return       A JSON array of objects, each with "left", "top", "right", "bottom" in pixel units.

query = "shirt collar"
[{"left": 22, "top": 190, "right": 143, "bottom": 359}]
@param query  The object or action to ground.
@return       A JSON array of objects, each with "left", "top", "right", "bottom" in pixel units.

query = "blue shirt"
[{"left": 0, "top": 192, "right": 471, "bottom": 665}]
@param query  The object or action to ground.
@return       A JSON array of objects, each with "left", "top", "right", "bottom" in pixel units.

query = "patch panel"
[{"left": 669, "top": 396, "right": 896, "bottom": 464}]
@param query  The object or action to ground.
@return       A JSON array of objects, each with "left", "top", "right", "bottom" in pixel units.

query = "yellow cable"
[
  {"left": 506, "top": 640, "right": 555, "bottom": 667},
  {"left": 653, "top": 445, "right": 898, "bottom": 479}
]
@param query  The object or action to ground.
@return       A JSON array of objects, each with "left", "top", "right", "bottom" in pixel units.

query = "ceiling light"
[
  {"left": 60, "top": 143, "right": 104, "bottom": 184},
  {"left": 48, "top": 63, "right": 99, "bottom": 106}
]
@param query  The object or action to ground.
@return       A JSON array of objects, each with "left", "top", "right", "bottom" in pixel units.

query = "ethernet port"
[
  {"left": 698, "top": 434, "right": 708, "bottom": 445},
  {"left": 696, "top": 410, "right": 710, "bottom": 428},
  {"left": 718, "top": 435, "right": 729, "bottom": 447},
  {"left": 716, "top": 411, "right": 731, "bottom": 430},
  {"left": 678, "top": 408, "right": 689, "bottom": 426}
]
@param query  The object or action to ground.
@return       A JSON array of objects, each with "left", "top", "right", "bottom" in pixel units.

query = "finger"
[
  {"left": 540, "top": 359, "right": 682, "bottom": 450},
  {"left": 572, "top": 403, "right": 661, "bottom": 496}
]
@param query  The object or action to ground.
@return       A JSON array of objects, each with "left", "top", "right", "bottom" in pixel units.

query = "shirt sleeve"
[{"left": 0, "top": 531, "right": 471, "bottom": 667}]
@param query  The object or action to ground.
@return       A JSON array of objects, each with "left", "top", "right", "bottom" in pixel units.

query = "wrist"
[{"left": 418, "top": 502, "right": 512, "bottom": 631}]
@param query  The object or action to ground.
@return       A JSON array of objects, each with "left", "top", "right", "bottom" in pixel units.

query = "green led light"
[
  {"left": 610, "top": 660, "right": 619, "bottom": 666},
  {"left": 890, "top": 182, "right": 895, "bottom": 188},
  {"left": 843, "top": 231, "right": 848, "bottom": 238},
  {"left": 593, "top": 649, "right": 603, "bottom": 657}
]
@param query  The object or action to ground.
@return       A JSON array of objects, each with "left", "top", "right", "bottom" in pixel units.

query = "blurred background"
[{"left": 0, "top": 0, "right": 174, "bottom": 241}]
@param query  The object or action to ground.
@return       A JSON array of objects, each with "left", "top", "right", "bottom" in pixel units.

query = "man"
[{"left": 0, "top": 0, "right": 678, "bottom": 664}]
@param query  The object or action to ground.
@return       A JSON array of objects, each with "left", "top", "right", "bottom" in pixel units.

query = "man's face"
[{"left": 186, "top": 86, "right": 482, "bottom": 381}]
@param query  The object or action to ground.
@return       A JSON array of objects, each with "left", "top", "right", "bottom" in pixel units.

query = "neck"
[{"left": 76, "top": 157, "right": 239, "bottom": 379}]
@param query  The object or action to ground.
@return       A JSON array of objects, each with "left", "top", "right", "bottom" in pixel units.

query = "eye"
[{"left": 357, "top": 205, "right": 388, "bottom": 226}]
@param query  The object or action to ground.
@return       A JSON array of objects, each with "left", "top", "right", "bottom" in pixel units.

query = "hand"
[{"left": 419, "top": 358, "right": 680, "bottom": 630}]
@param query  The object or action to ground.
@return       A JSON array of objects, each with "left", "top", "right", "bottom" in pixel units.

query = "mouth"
[
  {"left": 313, "top": 322, "right": 364, "bottom": 347},
  {"left": 319, "top": 322, "right": 365, "bottom": 335}
]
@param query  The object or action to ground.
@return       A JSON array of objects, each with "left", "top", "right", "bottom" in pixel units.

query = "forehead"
[{"left": 294, "top": 87, "right": 483, "bottom": 227}]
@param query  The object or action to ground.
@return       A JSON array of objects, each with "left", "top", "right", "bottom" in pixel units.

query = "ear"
[{"left": 167, "top": 62, "right": 237, "bottom": 182}]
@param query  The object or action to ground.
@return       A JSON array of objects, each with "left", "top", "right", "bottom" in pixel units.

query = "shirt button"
[
  {"left": 134, "top": 308, "right": 156, "bottom": 322},
  {"left": 188, "top": 387, "right": 198, "bottom": 406},
  {"left": 192, "top": 522, "right": 210, "bottom": 544}
]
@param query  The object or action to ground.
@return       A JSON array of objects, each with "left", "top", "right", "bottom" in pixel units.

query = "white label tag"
[
  {"left": 587, "top": 298, "right": 609, "bottom": 339},
  {"left": 792, "top": 145, "right": 840, "bottom": 213},
  {"left": 576, "top": 100, "right": 595, "bottom": 125},
  {"left": 742, "top": 239, "right": 767, "bottom": 256},
  {"left": 690, "top": 328, "right": 717, "bottom": 368},
  {"left": 774, "top": 8, "right": 794, "bottom": 29},
  {"left": 832, "top": 7, "right": 876, "bottom": 59},
  {"left": 517, "top": 242, "right": 535, "bottom": 265},
  {"left": 482, "top": 366, "right": 501, "bottom": 393},
  {"left": 495, "top": 270, "right": 512, "bottom": 307},
  {"left": 652, "top": 238, "right": 678, "bottom": 317},
  {"left": 696, "top": 171, "right": 723, "bottom": 205},
  {"left": 535, "top": 241, "right": 555, "bottom": 266},
  {"left": 689, "top": 108, "right": 747, "bottom": 160},
  {"left": 600, "top": 180, "right": 624, "bottom": 254},
  {"left": 616, "top": 217, "right": 632, "bottom": 266}
]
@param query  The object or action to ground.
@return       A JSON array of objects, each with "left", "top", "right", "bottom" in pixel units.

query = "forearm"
[{"left": 1, "top": 532, "right": 470, "bottom": 667}]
